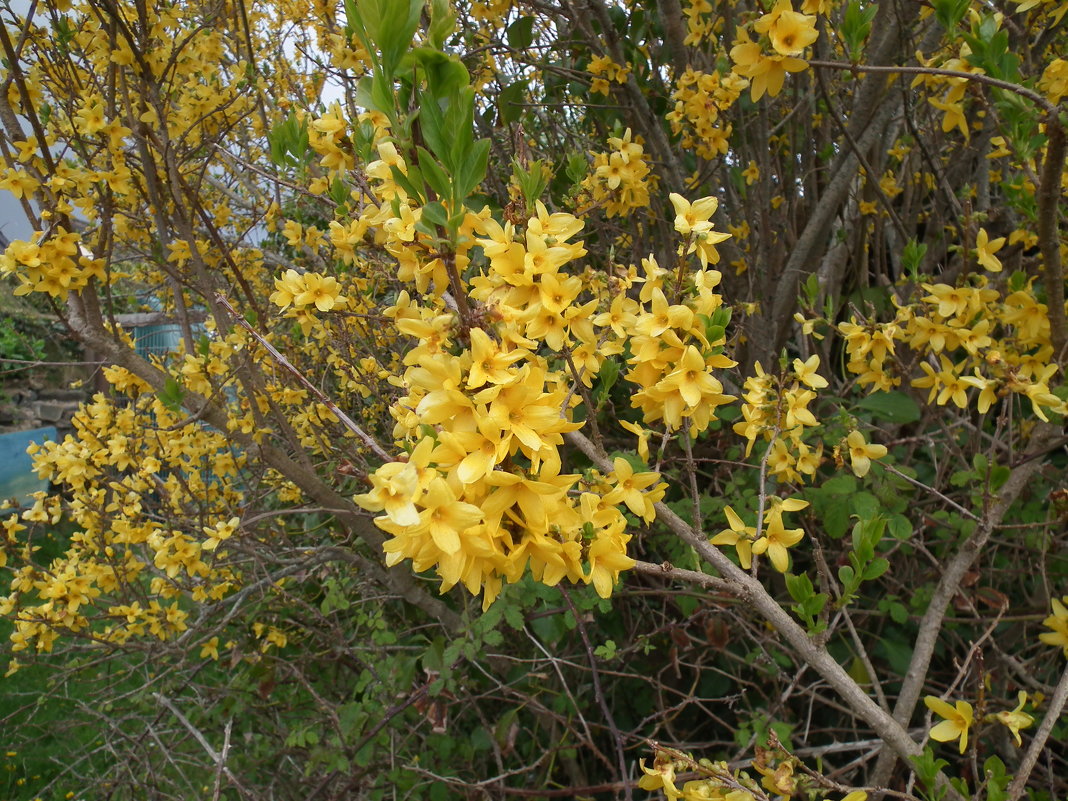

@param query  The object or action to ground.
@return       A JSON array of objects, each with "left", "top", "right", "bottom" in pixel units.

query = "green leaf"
[
  {"left": 595, "top": 358, "right": 620, "bottom": 406},
  {"left": 374, "top": 0, "right": 423, "bottom": 77},
  {"left": 506, "top": 16, "right": 536, "bottom": 50},
  {"left": 888, "top": 600, "right": 909, "bottom": 623},
  {"left": 416, "top": 147, "right": 452, "bottom": 201},
  {"left": 329, "top": 177, "right": 349, "bottom": 206},
  {"left": 849, "top": 492, "right": 880, "bottom": 520},
  {"left": 824, "top": 503, "right": 850, "bottom": 538},
  {"left": 594, "top": 639, "right": 618, "bottom": 660},
  {"left": 856, "top": 390, "right": 921, "bottom": 423},
  {"left": 457, "top": 137, "right": 491, "bottom": 200},
  {"left": 864, "top": 557, "right": 890, "bottom": 580},
  {"left": 838, "top": 565, "right": 856, "bottom": 588},
  {"left": 901, "top": 237, "right": 927, "bottom": 279},
  {"left": 420, "top": 200, "right": 449, "bottom": 229},
  {"left": 498, "top": 79, "right": 528, "bottom": 125},
  {"left": 841, "top": 1, "right": 878, "bottom": 61},
  {"left": 932, "top": 0, "right": 969, "bottom": 30},
  {"left": 565, "top": 152, "right": 588, "bottom": 183},
  {"left": 158, "top": 377, "right": 185, "bottom": 413},
  {"left": 785, "top": 572, "right": 814, "bottom": 602},
  {"left": 888, "top": 514, "right": 912, "bottom": 540},
  {"left": 389, "top": 164, "right": 424, "bottom": 202},
  {"left": 822, "top": 474, "right": 857, "bottom": 494},
  {"left": 415, "top": 48, "right": 470, "bottom": 99},
  {"left": 427, "top": 0, "right": 456, "bottom": 49}
]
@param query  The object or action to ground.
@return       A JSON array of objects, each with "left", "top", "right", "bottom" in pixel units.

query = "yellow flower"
[
  {"left": 975, "top": 227, "right": 1006, "bottom": 272},
  {"left": 845, "top": 430, "right": 887, "bottom": 478},
  {"left": 669, "top": 192, "right": 720, "bottom": 236},
  {"left": 354, "top": 461, "right": 422, "bottom": 526},
  {"left": 1039, "top": 596, "right": 1068, "bottom": 657},
  {"left": 742, "top": 161, "right": 760, "bottom": 185},
  {"left": 730, "top": 29, "right": 808, "bottom": 101},
  {"left": 766, "top": 4, "right": 819, "bottom": 55},
  {"left": 199, "top": 636, "right": 220, "bottom": 660},
  {"left": 620, "top": 420, "right": 652, "bottom": 463},
  {"left": 603, "top": 457, "right": 663, "bottom": 522},
  {"left": 924, "top": 695, "right": 974, "bottom": 753},
  {"left": 928, "top": 96, "right": 969, "bottom": 140},
  {"left": 991, "top": 691, "right": 1034, "bottom": 746},
  {"left": 637, "top": 754, "right": 682, "bottom": 800},
  {"left": 711, "top": 506, "right": 755, "bottom": 569},
  {"left": 410, "top": 477, "right": 483, "bottom": 555},
  {"left": 202, "top": 517, "right": 239, "bottom": 551},
  {"left": 294, "top": 272, "right": 345, "bottom": 312},
  {"left": 792, "top": 354, "right": 828, "bottom": 389},
  {"left": 752, "top": 499, "right": 807, "bottom": 572}
]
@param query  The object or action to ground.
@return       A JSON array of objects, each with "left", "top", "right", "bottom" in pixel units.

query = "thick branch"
[
  {"left": 869, "top": 423, "right": 1057, "bottom": 787},
  {"left": 1006, "top": 658, "right": 1068, "bottom": 801},
  {"left": 1037, "top": 120, "right": 1067, "bottom": 363}
]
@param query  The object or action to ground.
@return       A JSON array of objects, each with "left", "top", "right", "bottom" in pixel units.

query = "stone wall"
[{"left": 0, "top": 384, "right": 88, "bottom": 435}]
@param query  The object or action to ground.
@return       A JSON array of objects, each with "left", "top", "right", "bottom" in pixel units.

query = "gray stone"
[{"left": 33, "top": 400, "right": 76, "bottom": 423}]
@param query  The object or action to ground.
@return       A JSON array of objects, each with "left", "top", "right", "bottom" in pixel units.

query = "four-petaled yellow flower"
[
  {"left": 1039, "top": 596, "right": 1068, "bottom": 658},
  {"left": 925, "top": 695, "right": 974, "bottom": 753},
  {"left": 637, "top": 753, "right": 682, "bottom": 800},
  {"left": 752, "top": 504, "right": 805, "bottom": 573},
  {"left": 731, "top": 28, "right": 809, "bottom": 101},
  {"left": 711, "top": 505, "right": 756, "bottom": 569},
  {"left": 975, "top": 227, "right": 1006, "bottom": 273},
  {"left": 991, "top": 691, "right": 1033, "bottom": 746},
  {"left": 763, "top": 1, "right": 819, "bottom": 55},
  {"left": 845, "top": 430, "right": 887, "bottom": 478},
  {"left": 669, "top": 192, "right": 720, "bottom": 237}
]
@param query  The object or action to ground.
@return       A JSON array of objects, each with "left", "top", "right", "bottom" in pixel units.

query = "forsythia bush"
[{"left": 0, "top": 0, "right": 1066, "bottom": 798}]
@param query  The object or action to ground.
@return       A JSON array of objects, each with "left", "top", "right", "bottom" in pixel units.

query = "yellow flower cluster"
[
  {"left": 624, "top": 209, "right": 736, "bottom": 433},
  {"left": 587, "top": 54, "right": 630, "bottom": 96},
  {"left": 683, "top": 0, "right": 717, "bottom": 45},
  {"left": 0, "top": 227, "right": 105, "bottom": 299},
  {"left": 666, "top": 68, "right": 747, "bottom": 161},
  {"left": 914, "top": 44, "right": 987, "bottom": 141},
  {"left": 270, "top": 269, "right": 348, "bottom": 333},
  {"left": 841, "top": 280, "right": 1067, "bottom": 421},
  {"left": 1040, "top": 596, "right": 1068, "bottom": 657},
  {"left": 730, "top": 0, "right": 818, "bottom": 101},
  {"left": 733, "top": 356, "right": 826, "bottom": 483},
  {"left": 712, "top": 496, "right": 808, "bottom": 572},
  {"left": 1039, "top": 58, "right": 1068, "bottom": 103},
  {"left": 583, "top": 128, "right": 658, "bottom": 218},
  {"left": 353, "top": 196, "right": 689, "bottom": 607},
  {"left": 926, "top": 692, "right": 1035, "bottom": 752},
  {"left": 3, "top": 386, "right": 246, "bottom": 654}
]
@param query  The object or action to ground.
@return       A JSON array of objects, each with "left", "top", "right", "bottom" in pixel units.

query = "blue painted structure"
[{"left": 0, "top": 426, "right": 57, "bottom": 507}]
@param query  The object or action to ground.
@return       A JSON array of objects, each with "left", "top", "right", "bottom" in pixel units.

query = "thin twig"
[
  {"left": 214, "top": 293, "right": 392, "bottom": 462},
  {"left": 154, "top": 694, "right": 251, "bottom": 799},
  {"left": 559, "top": 587, "right": 632, "bottom": 801},
  {"left": 807, "top": 60, "right": 1060, "bottom": 116}
]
